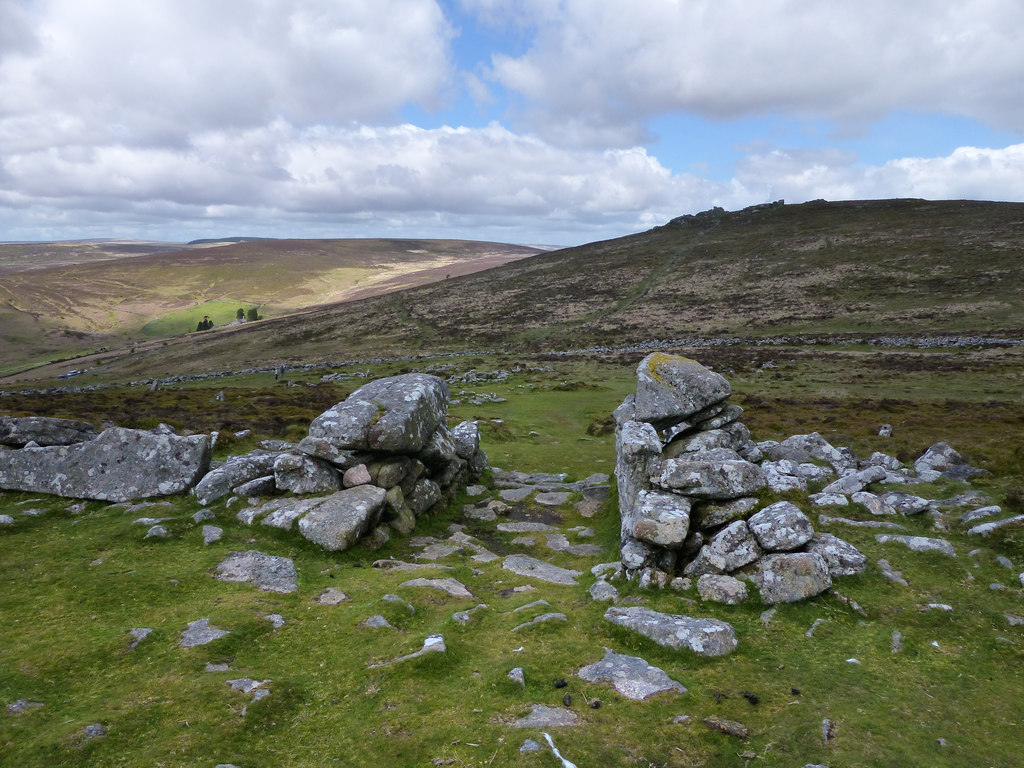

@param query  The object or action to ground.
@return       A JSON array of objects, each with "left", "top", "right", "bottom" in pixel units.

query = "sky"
[{"left": 1, "top": 0, "right": 1023, "bottom": 246}]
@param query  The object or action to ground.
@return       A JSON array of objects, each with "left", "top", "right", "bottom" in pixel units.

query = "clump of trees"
[
  {"left": 196, "top": 315, "right": 214, "bottom": 331},
  {"left": 246, "top": 307, "right": 262, "bottom": 321}
]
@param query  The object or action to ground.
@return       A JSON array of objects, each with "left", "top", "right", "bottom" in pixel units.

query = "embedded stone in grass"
[
  {"left": 965, "top": 514, "right": 1024, "bottom": 536},
  {"left": 179, "top": 618, "right": 230, "bottom": 648},
  {"left": 202, "top": 525, "right": 223, "bottom": 544},
  {"left": 875, "top": 534, "right": 956, "bottom": 557},
  {"left": 535, "top": 491, "right": 571, "bottom": 506},
  {"left": 502, "top": 555, "right": 581, "bottom": 585},
  {"left": 368, "top": 634, "right": 447, "bottom": 668},
  {"left": 604, "top": 606, "right": 737, "bottom": 657},
  {"left": 359, "top": 615, "right": 395, "bottom": 629},
  {"left": 214, "top": 550, "right": 298, "bottom": 593},
  {"left": 0, "top": 514, "right": 14, "bottom": 525},
  {"left": 577, "top": 647, "right": 686, "bottom": 700},
  {"left": 7, "top": 699, "right": 44, "bottom": 714},
  {"left": 497, "top": 521, "right": 557, "bottom": 533},
  {"left": 453, "top": 603, "right": 488, "bottom": 624},
  {"left": 499, "top": 487, "right": 534, "bottom": 503},
  {"left": 511, "top": 612, "right": 567, "bottom": 632},
  {"left": 82, "top": 723, "right": 107, "bottom": 739},
  {"left": 400, "top": 577, "right": 473, "bottom": 598},
  {"left": 704, "top": 716, "right": 748, "bottom": 738},
  {"left": 144, "top": 525, "right": 169, "bottom": 539},
  {"left": 511, "top": 704, "right": 579, "bottom": 728},
  {"left": 589, "top": 578, "right": 620, "bottom": 602},
  {"left": 265, "top": 613, "right": 286, "bottom": 629},
  {"left": 878, "top": 558, "right": 909, "bottom": 586},
  {"left": 817, "top": 514, "right": 905, "bottom": 530},
  {"left": 508, "top": 667, "right": 525, "bottom": 686},
  {"left": 316, "top": 587, "right": 348, "bottom": 605},
  {"left": 127, "top": 627, "right": 153, "bottom": 651}
]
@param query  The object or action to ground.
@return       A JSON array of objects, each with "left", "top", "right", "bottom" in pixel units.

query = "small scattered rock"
[
  {"left": 359, "top": 615, "right": 394, "bottom": 629},
  {"left": 144, "top": 525, "right": 169, "bottom": 539},
  {"left": 400, "top": 577, "right": 473, "bottom": 598},
  {"left": 179, "top": 618, "right": 230, "bottom": 648},
  {"left": 368, "top": 634, "right": 447, "bottom": 668},
  {"left": 511, "top": 612, "right": 567, "bottom": 632},
  {"left": 577, "top": 647, "right": 686, "bottom": 700},
  {"left": 704, "top": 716, "right": 748, "bottom": 738},
  {"left": 82, "top": 723, "right": 107, "bottom": 739},
  {"left": 7, "top": 699, "right": 44, "bottom": 714},
  {"left": 511, "top": 704, "right": 579, "bottom": 728},
  {"left": 317, "top": 588, "right": 349, "bottom": 605},
  {"left": 502, "top": 555, "right": 581, "bottom": 585},
  {"left": 202, "top": 525, "right": 223, "bottom": 544},
  {"left": 507, "top": 667, "right": 525, "bottom": 687},
  {"left": 127, "top": 627, "right": 153, "bottom": 651}
]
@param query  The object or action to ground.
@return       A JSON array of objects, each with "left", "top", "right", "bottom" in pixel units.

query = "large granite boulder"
[
  {"left": 273, "top": 453, "right": 342, "bottom": 495},
  {"left": 193, "top": 452, "right": 279, "bottom": 505},
  {"left": 307, "top": 374, "right": 448, "bottom": 453},
  {"left": 0, "top": 427, "right": 210, "bottom": 502},
  {"left": 747, "top": 501, "right": 814, "bottom": 552},
  {"left": 631, "top": 490, "right": 691, "bottom": 547},
  {"left": 683, "top": 520, "right": 762, "bottom": 576},
  {"left": 633, "top": 354, "right": 731, "bottom": 427},
  {"left": 804, "top": 533, "right": 867, "bottom": 577},
  {"left": 298, "top": 485, "right": 387, "bottom": 551},
  {"left": 0, "top": 416, "right": 97, "bottom": 447}
]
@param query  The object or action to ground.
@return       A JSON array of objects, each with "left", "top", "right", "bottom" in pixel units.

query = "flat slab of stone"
[
  {"left": 400, "top": 577, "right": 473, "bottom": 598},
  {"left": 965, "top": 514, "right": 1024, "bottom": 536},
  {"left": 875, "top": 534, "right": 956, "bottom": 557},
  {"left": 368, "top": 634, "right": 447, "bottom": 668},
  {"left": 180, "top": 618, "right": 230, "bottom": 648},
  {"left": 604, "top": 606, "right": 737, "bottom": 656},
  {"left": 0, "top": 416, "right": 96, "bottom": 447},
  {"left": 499, "top": 487, "right": 534, "bottom": 503},
  {"left": 578, "top": 647, "right": 686, "bottom": 700},
  {"left": 818, "top": 514, "right": 905, "bottom": 531},
  {"left": 0, "top": 427, "right": 210, "bottom": 502},
  {"left": 298, "top": 485, "right": 386, "bottom": 551},
  {"left": 511, "top": 704, "right": 579, "bottom": 728},
  {"left": 502, "top": 555, "right": 581, "bottom": 585},
  {"left": 652, "top": 458, "right": 766, "bottom": 499},
  {"left": 511, "top": 612, "right": 568, "bottom": 632},
  {"left": 535, "top": 491, "right": 571, "bottom": 506},
  {"left": 214, "top": 551, "right": 298, "bottom": 593},
  {"left": 498, "top": 521, "right": 557, "bottom": 533}
]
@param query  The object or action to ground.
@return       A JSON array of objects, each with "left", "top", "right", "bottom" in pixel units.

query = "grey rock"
[
  {"left": 298, "top": 485, "right": 387, "bottom": 551},
  {"left": 961, "top": 505, "right": 1002, "bottom": 526},
  {"left": 508, "top": 667, "right": 525, "bottom": 686},
  {"left": 265, "top": 613, "right": 286, "bottom": 629},
  {"left": 295, "top": 436, "right": 358, "bottom": 467},
  {"left": 965, "top": 514, "right": 1024, "bottom": 536},
  {"left": 747, "top": 501, "right": 813, "bottom": 552},
  {"left": 757, "top": 552, "right": 832, "bottom": 604},
  {"left": 511, "top": 612, "right": 568, "bottom": 631},
  {"left": 519, "top": 738, "right": 541, "bottom": 753},
  {"left": 502, "top": 555, "right": 581, "bottom": 585},
  {"left": 589, "top": 578, "right": 619, "bottom": 602},
  {"left": 232, "top": 474, "right": 276, "bottom": 497},
  {"left": 359, "top": 615, "right": 394, "bottom": 629},
  {"left": 192, "top": 508, "right": 214, "bottom": 523},
  {"left": 809, "top": 492, "right": 849, "bottom": 507},
  {"left": 0, "top": 416, "right": 96, "bottom": 447},
  {"left": 804, "top": 533, "right": 867, "bottom": 576},
  {"left": 875, "top": 534, "right": 956, "bottom": 557},
  {"left": 760, "top": 460, "right": 808, "bottom": 493},
  {"left": 417, "top": 425, "right": 458, "bottom": 470},
  {"left": 450, "top": 421, "right": 481, "bottom": 460},
  {"left": 620, "top": 536, "right": 656, "bottom": 570},
  {"left": 704, "top": 716, "right": 748, "bottom": 738},
  {"left": 604, "top": 606, "right": 737, "bottom": 656},
  {"left": 578, "top": 647, "right": 686, "bottom": 700},
  {"left": 0, "top": 514, "right": 15, "bottom": 525},
  {"left": 308, "top": 373, "right": 449, "bottom": 453},
  {"left": 878, "top": 558, "right": 909, "bottom": 586},
  {"left": 498, "top": 521, "right": 557, "bottom": 533},
  {"left": 368, "top": 633, "right": 446, "bottom": 668},
  {"left": 696, "top": 574, "right": 748, "bottom": 604},
  {"left": 144, "top": 525, "right": 169, "bottom": 539},
  {"left": 202, "top": 525, "right": 223, "bottom": 544},
  {"left": 128, "top": 627, "right": 153, "bottom": 651},
  {"left": 631, "top": 490, "right": 691, "bottom": 547},
  {"left": 465, "top": 484, "right": 487, "bottom": 496},
  {"left": 316, "top": 587, "right": 348, "bottom": 605},
  {"left": 914, "top": 442, "right": 964, "bottom": 474},
  {"left": 891, "top": 630, "right": 903, "bottom": 653},
  {"left": 193, "top": 451, "right": 278, "bottom": 505},
  {"left": 0, "top": 428, "right": 210, "bottom": 502},
  {"left": 82, "top": 723, "right": 107, "bottom": 739},
  {"left": 878, "top": 491, "right": 932, "bottom": 515},
  {"left": 652, "top": 458, "right": 766, "bottom": 499},
  {"left": 258, "top": 497, "right": 323, "bottom": 530},
  {"left": 179, "top": 618, "right": 230, "bottom": 648},
  {"left": 453, "top": 603, "right": 488, "bottom": 624},
  {"left": 615, "top": 418, "right": 661, "bottom": 545},
  {"left": 400, "top": 577, "right": 473, "bottom": 598},
  {"left": 851, "top": 491, "right": 897, "bottom": 516},
  {"left": 408, "top": 478, "right": 442, "bottom": 516},
  {"left": 764, "top": 432, "right": 853, "bottom": 473},
  {"left": 511, "top": 704, "right": 579, "bottom": 728},
  {"left": 633, "top": 353, "right": 731, "bottom": 426},
  {"left": 683, "top": 521, "right": 762, "bottom": 576},
  {"left": 499, "top": 486, "right": 534, "bottom": 503},
  {"left": 691, "top": 497, "right": 757, "bottom": 530},
  {"left": 818, "top": 514, "right": 905, "bottom": 530},
  {"left": 821, "top": 466, "right": 887, "bottom": 496},
  {"left": 274, "top": 453, "right": 341, "bottom": 495},
  {"left": 535, "top": 491, "right": 571, "bottom": 506},
  {"left": 214, "top": 550, "right": 298, "bottom": 593},
  {"left": 7, "top": 698, "right": 44, "bottom": 714},
  {"left": 678, "top": 422, "right": 752, "bottom": 455}
]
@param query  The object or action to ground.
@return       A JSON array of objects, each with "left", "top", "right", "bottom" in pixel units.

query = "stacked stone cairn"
[
  {"left": 0, "top": 373, "right": 486, "bottom": 553},
  {"left": 615, "top": 353, "right": 866, "bottom": 604}
]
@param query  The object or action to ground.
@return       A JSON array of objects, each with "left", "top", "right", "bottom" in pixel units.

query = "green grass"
[
  {"left": 2, "top": 352, "right": 1023, "bottom": 767},
  {"left": 140, "top": 301, "right": 260, "bottom": 338}
]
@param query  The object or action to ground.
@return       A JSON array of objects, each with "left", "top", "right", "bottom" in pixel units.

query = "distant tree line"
[{"left": 195, "top": 307, "right": 262, "bottom": 333}]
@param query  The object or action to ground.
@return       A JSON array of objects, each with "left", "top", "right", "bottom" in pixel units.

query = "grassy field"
[
  {"left": 140, "top": 301, "right": 263, "bottom": 338},
  {"left": 2, "top": 349, "right": 1022, "bottom": 767}
]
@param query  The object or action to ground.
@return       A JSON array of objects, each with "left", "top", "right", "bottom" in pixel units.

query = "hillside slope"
[{"left": 53, "top": 198, "right": 1023, "bottom": 383}]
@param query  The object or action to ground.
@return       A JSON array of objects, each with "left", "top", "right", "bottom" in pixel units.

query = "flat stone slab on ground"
[
  {"left": 875, "top": 534, "right": 956, "bottom": 557},
  {"left": 499, "top": 487, "right": 534, "bottom": 503},
  {"left": 498, "top": 521, "right": 557, "bottom": 533},
  {"left": 577, "top": 647, "right": 686, "bottom": 700},
  {"left": 400, "top": 577, "right": 473, "bottom": 598},
  {"left": 511, "top": 612, "right": 567, "bottom": 632},
  {"left": 604, "top": 606, "right": 737, "bottom": 657},
  {"left": 535, "top": 491, "right": 572, "bottom": 506},
  {"left": 368, "top": 634, "right": 446, "bottom": 668},
  {"left": 502, "top": 555, "right": 581, "bottom": 585},
  {"left": 180, "top": 618, "right": 230, "bottom": 648},
  {"left": 511, "top": 704, "right": 579, "bottom": 728},
  {"left": 214, "top": 551, "right": 298, "bottom": 593}
]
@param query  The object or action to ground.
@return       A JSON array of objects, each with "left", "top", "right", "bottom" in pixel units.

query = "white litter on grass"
[{"left": 542, "top": 733, "right": 578, "bottom": 768}]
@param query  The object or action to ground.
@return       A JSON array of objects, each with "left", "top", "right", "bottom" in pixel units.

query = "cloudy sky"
[{"left": 1, "top": 0, "right": 1022, "bottom": 245}]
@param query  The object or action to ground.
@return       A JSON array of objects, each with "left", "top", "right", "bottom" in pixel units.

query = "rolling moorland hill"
[
  {"left": 0, "top": 238, "right": 542, "bottom": 377},
  {"left": 29, "top": 198, "right": 1023, "bottom": 384}
]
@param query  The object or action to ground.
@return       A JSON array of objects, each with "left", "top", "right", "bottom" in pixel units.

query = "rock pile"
[{"left": 614, "top": 353, "right": 864, "bottom": 603}]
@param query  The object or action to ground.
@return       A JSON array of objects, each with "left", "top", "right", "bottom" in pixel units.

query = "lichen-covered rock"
[
  {"left": 450, "top": 421, "right": 481, "bottom": 460},
  {"left": 652, "top": 458, "right": 766, "bottom": 499},
  {"left": 604, "top": 606, "right": 737, "bottom": 656},
  {"left": 683, "top": 521, "right": 762, "bottom": 576},
  {"left": 308, "top": 374, "right": 448, "bottom": 453},
  {"left": 615, "top": 419, "right": 661, "bottom": 533},
  {"left": 407, "top": 478, "right": 441, "bottom": 516},
  {"left": 914, "top": 442, "right": 964, "bottom": 474},
  {"left": 804, "top": 533, "right": 867, "bottom": 577},
  {"left": 820, "top": 465, "right": 887, "bottom": 495},
  {"left": 691, "top": 497, "right": 757, "bottom": 531},
  {"left": 273, "top": 453, "right": 341, "bottom": 495},
  {"left": 1, "top": 427, "right": 210, "bottom": 502},
  {"left": 417, "top": 425, "right": 458, "bottom": 470},
  {"left": 0, "top": 416, "right": 96, "bottom": 447},
  {"left": 756, "top": 552, "right": 832, "bottom": 604},
  {"left": 747, "top": 501, "right": 813, "bottom": 552},
  {"left": 633, "top": 354, "right": 731, "bottom": 427},
  {"left": 875, "top": 534, "right": 956, "bottom": 556},
  {"left": 577, "top": 648, "right": 686, "bottom": 699},
  {"left": 631, "top": 490, "right": 691, "bottom": 547},
  {"left": 697, "top": 574, "right": 748, "bottom": 604},
  {"left": 297, "top": 485, "right": 386, "bottom": 551},
  {"left": 677, "top": 422, "right": 752, "bottom": 455},
  {"left": 763, "top": 432, "right": 854, "bottom": 473},
  {"left": 192, "top": 452, "right": 278, "bottom": 505},
  {"left": 214, "top": 550, "right": 298, "bottom": 593}
]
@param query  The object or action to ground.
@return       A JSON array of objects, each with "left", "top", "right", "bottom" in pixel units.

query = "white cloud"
[
  {"left": 0, "top": 0, "right": 454, "bottom": 149},
  {"left": 479, "top": 0, "right": 1024, "bottom": 146}
]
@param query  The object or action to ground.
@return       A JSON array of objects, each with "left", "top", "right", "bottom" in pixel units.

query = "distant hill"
[
  {"left": 187, "top": 237, "right": 278, "bottom": 246},
  {"left": 0, "top": 238, "right": 542, "bottom": 376}
]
